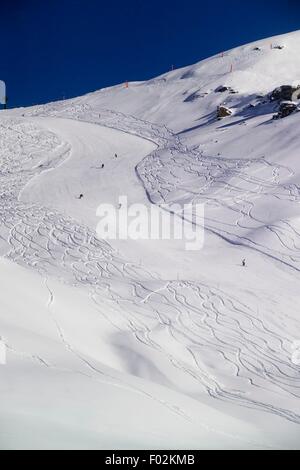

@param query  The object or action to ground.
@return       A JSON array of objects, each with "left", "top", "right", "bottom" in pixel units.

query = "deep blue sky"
[{"left": 1, "top": 0, "right": 300, "bottom": 108}]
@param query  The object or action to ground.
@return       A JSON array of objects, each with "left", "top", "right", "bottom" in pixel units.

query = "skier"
[
  {"left": 77, "top": 194, "right": 84, "bottom": 200},
  {"left": 114, "top": 153, "right": 118, "bottom": 158},
  {"left": 242, "top": 259, "right": 246, "bottom": 267},
  {"left": 101, "top": 163, "right": 104, "bottom": 169}
]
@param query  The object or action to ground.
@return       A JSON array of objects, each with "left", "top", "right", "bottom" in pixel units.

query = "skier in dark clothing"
[
  {"left": 77, "top": 194, "right": 84, "bottom": 200},
  {"left": 101, "top": 163, "right": 104, "bottom": 169},
  {"left": 242, "top": 259, "right": 246, "bottom": 267},
  {"left": 114, "top": 153, "right": 118, "bottom": 158}
]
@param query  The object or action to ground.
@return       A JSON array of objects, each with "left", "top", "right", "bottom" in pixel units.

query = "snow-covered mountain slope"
[{"left": 1, "top": 30, "right": 300, "bottom": 449}]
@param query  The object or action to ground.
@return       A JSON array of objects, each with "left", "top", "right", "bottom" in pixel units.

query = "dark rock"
[
  {"left": 216, "top": 86, "right": 229, "bottom": 93},
  {"left": 270, "top": 85, "right": 300, "bottom": 102},
  {"left": 273, "top": 101, "right": 299, "bottom": 119},
  {"left": 217, "top": 106, "right": 232, "bottom": 119},
  {"left": 215, "top": 85, "right": 238, "bottom": 94}
]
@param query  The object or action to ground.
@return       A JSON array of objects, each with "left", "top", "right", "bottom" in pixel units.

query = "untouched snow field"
[{"left": 1, "top": 30, "right": 300, "bottom": 449}]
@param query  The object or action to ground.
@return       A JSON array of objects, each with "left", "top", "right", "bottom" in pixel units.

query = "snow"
[{"left": 1, "top": 30, "right": 300, "bottom": 449}]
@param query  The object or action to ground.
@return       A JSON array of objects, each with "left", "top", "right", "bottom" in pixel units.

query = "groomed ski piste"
[{"left": 1, "top": 30, "right": 300, "bottom": 449}]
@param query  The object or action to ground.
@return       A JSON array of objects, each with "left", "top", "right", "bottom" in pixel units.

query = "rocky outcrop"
[
  {"left": 273, "top": 101, "right": 299, "bottom": 119},
  {"left": 215, "top": 86, "right": 238, "bottom": 94},
  {"left": 270, "top": 85, "right": 300, "bottom": 102},
  {"left": 217, "top": 106, "right": 232, "bottom": 119}
]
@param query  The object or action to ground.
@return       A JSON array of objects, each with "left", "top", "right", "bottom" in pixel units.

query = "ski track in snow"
[{"left": 0, "top": 102, "right": 300, "bottom": 426}]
